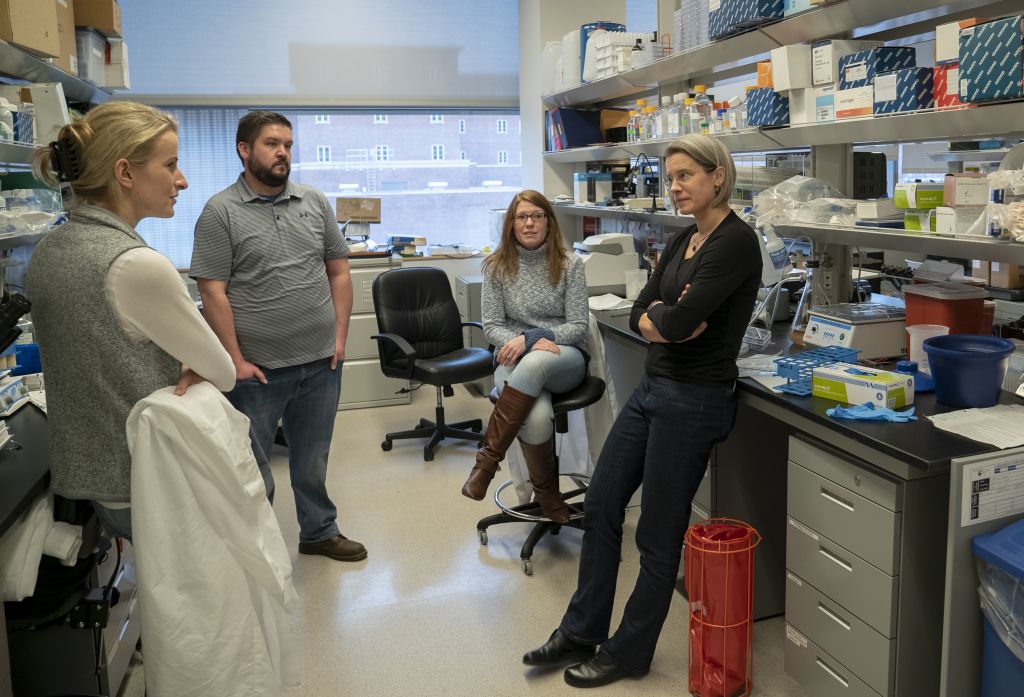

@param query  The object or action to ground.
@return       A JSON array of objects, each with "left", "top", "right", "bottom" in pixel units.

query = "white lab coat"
[
  {"left": 0, "top": 493, "right": 84, "bottom": 601},
  {"left": 508, "top": 313, "right": 620, "bottom": 503},
  {"left": 126, "top": 383, "right": 299, "bottom": 697}
]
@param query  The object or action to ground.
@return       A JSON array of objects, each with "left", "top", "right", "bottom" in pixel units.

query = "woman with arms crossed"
[{"left": 522, "top": 134, "right": 763, "bottom": 687}]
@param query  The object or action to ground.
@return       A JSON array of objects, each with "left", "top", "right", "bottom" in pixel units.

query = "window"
[
  {"left": 317, "top": 145, "right": 332, "bottom": 162},
  {"left": 429, "top": 114, "right": 444, "bottom": 124},
  {"left": 137, "top": 107, "right": 521, "bottom": 265},
  {"left": 314, "top": 114, "right": 330, "bottom": 124},
  {"left": 431, "top": 144, "right": 445, "bottom": 160},
  {"left": 458, "top": 119, "right": 466, "bottom": 134},
  {"left": 497, "top": 150, "right": 508, "bottom": 164},
  {"left": 373, "top": 114, "right": 388, "bottom": 124},
  {"left": 496, "top": 119, "right": 508, "bottom": 134}
]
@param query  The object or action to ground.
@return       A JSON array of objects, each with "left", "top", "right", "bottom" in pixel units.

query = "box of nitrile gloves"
[
  {"left": 709, "top": 0, "right": 784, "bottom": 41},
  {"left": 958, "top": 15, "right": 1024, "bottom": 102},
  {"left": 837, "top": 47, "right": 916, "bottom": 89},
  {"left": 746, "top": 88, "right": 790, "bottom": 126},
  {"left": 873, "top": 67, "right": 934, "bottom": 114}
]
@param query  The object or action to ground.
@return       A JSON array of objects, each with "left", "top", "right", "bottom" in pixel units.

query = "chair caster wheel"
[
  {"left": 522, "top": 559, "right": 533, "bottom": 576},
  {"left": 423, "top": 448, "right": 434, "bottom": 461},
  {"left": 381, "top": 439, "right": 392, "bottom": 451},
  {"left": 478, "top": 529, "right": 488, "bottom": 545},
  {"left": 417, "top": 418, "right": 429, "bottom": 428}
]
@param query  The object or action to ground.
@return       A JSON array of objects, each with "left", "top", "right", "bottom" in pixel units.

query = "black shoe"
[
  {"left": 564, "top": 651, "right": 642, "bottom": 688},
  {"left": 522, "top": 629, "right": 596, "bottom": 667}
]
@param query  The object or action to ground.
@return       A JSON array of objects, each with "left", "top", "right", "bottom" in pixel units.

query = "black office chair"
[
  {"left": 371, "top": 267, "right": 495, "bottom": 461},
  {"left": 476, "top": 375, "right": 606, "bottom": 575}
]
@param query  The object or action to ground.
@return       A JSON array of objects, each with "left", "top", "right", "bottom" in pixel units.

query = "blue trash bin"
[{"left": 972, "top": 518, "right": 1024, "bottom": 697}]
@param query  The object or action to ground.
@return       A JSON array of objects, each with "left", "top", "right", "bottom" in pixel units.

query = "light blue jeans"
[
  {"left": 494, "top": 346, "right": 586, "bottom": 444},
  {"left": 226, "top": 357, "right": 342, "bottom": 544}
]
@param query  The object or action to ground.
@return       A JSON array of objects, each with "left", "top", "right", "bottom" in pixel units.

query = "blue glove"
[{"left": 826, "top": 402, "right": 917, "bottom": 423}]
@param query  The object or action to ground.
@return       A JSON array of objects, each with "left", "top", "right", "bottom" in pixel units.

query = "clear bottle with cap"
[
  {"left": 626, "top": 110, "right": 638, "bottom": 143},
  {"left": 693, "top": 85, "right": 713, "bottom": 131},
  {"left": 682, "top": 97, "right": 696, "bottom": 135},
  {"left": 665, "top": 95, "right": 681, "bottom": 138},
  {"left": 645, "top": 106, "right": 659, "bottom": 140},
  {"left": 656, "top": 96, "right": 673, "bottom": 140}
]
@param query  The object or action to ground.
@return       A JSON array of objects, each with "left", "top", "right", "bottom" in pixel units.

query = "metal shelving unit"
[
  {"left": 0, "top": 39, "right": 111, "bottom": 105},
  {"left": 554, "top": 203, "right": 695, "bottom": 227},
  {"left": 0, "top": 143, "right": 35, "bottom": 167}
]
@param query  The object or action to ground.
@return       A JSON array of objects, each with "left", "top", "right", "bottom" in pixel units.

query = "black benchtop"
[
  {"left": 593, "top": 309, "right": 1016, "bottom": 473},
  {"left": 0, "top": 405, "right": 50, "bottom": 538}
]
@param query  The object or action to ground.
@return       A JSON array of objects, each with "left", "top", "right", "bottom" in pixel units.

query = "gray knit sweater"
[{"left": 481, "top": 243, "right": 589, "bottom": 352}]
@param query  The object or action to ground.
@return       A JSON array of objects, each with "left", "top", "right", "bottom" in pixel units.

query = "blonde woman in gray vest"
[
  {"left": 460, "top": 190, "right": 589, "bottom": 523},
  {"left": 27, "top": 101, "right": 236, "bottom": 540}
]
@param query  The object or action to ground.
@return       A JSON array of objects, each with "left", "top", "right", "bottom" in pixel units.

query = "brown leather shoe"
[
  {"left": 461, "top": 383, "right": 537, "bottom": 501},
  {"left": 520, "top": 437, "right": 571, "bottom": 524},
  {"left": 298, "top": 535, "right": 367, "bottom": 562}
]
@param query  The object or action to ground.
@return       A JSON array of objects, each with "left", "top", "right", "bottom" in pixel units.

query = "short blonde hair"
[
  {"left": 32, "top": 101, "right": 178, "bottom": 206},
  {"left": 664, "top": 134, "right": 736, "bottom": 208}
]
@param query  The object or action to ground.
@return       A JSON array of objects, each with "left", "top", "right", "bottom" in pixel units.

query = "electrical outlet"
[{"left": 822, "top": 270, "right": 833, "bottom": 290}]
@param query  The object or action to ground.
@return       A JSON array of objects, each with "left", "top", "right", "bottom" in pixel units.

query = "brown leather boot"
[
  {"left": 461, "top": 384, "right": 537, "bottom": 501},
  {"left": 519, "top": 436, "right": 571, "bottom": 524}
]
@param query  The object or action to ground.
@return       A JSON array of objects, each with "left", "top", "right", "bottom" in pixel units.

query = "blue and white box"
[
  {"left": 873, "top": 67, "right": 935, "bottom": 114},
  {"left": 709, "top": 0, "right": 784, "bottom": 41},
  {"left": 746, "top": 88, "right": 790, "bottom": 126},
  {"left": 837, "top": 47, "right": 916, "bottom": 89},
  {"left": 783, "top": 0, "right": 812, "bottom": 15},
  {"left": 959, "top": 15, "right": 1024, "bottom": 102}
]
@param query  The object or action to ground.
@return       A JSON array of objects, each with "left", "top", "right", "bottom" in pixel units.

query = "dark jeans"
[
  {"left": 227, "top": 357, "right": 342, "bottom": 544},
  {"left": 559, "top": 373, "right": 737, "bottom": 674}
]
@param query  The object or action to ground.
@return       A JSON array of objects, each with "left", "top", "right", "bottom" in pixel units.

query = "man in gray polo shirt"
[{"left": 191, "top": 111, "right": 365, "bottom": 562}]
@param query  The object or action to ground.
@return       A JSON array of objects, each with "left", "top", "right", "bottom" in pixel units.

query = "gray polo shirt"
[{"left": 191, "top": 174, "right": 349, "bottom": 369}]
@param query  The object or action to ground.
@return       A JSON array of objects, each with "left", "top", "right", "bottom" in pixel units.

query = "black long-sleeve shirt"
[{"left": 628, "top": 211, "right": 762, "bottom": 385}]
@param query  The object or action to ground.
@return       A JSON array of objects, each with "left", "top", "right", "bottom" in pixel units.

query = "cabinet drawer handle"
[
  {"left": 819, "top": 545, "right": 853, "bottom": 572},
  {"left": 820, "top": 487, "right": 854, "bottom": 512},
  {"left": 817, "top": 602, "right": 852, "bottom": 631},
  {"left": 815, "top": 657, "right": 850, "bottom": 688}
]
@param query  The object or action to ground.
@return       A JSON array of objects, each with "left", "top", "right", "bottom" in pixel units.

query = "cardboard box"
[
  {"left": 933, "top": 63, "right": 965, "bottom": 108},
  {"left": 873, "top": 67, "right": 934, "bottom": 114},
  {"left": 709, "top": 0, "right": 784, "bottom": 41},
  {"left": 337, "top": 197, "right": 381, "bottom": 224},
  {"left": 745, "top": 88, "right": 789, "bottom": 126},
  {"left": 934, "top": 206, "right": 984, "bottom": 236},
  {"left": 757, "top": 60, "right": 774, "bottom": 88},
  {"left": 811, "top": 363, "right": 915, "bottom": 408},
  {"left": 838, "top": 47, "right": 916, "bottom": 89},
  {"left": 813, "top": 83, "right": 836, "bottom": 121},
  {"left": 788, "top": 87, "right": 815, "bottom": 125},
  {"left": 959, "top": 15, "right": 1024, "bottom": 102},
  {"left": 0, "top": 0, "right": 59, "bottom": 58},
  {"left": 811, "top": 39, "right": 883, "bottom": 86},
  {"left": 856, "top": 198, "right": 898, "bottom": 220},
  {"left": 936, "top": 18, "right": 987, "bottom": 64},
  {"left": 835, "top": 86, "right": 873, "bottom": 119},
  {"left": 104, "top": 60, "right": 129, "bottom": 89},
  {"left": 944, "top": 173, "right": 989, "bottom": 206},
  {"left": 904, "top": 209, "right": 936, "bottom": 232},
  {"left": 73, "top": 0, "right": 120, "bottom": 38},
  {"left": 972, "top": 259, "right": 991, "bottom": 284},
  {"left": 895, "top": 183, "right": 944, "bottom": 209},
  {"left": 51, "top": 0, "right": 77, "bottom": 75},
  {"left": 770, "top": 44, "right": 812, "bottom": 91},
  {"left": 991, "top": 262, "right": 1024, "bottom": 289}
]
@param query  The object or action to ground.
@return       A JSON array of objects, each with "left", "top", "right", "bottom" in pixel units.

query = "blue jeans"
[
  {"left": 559, "top": 374, "right": 737, "bottom": 674},
  {"left": 226, "top": 357, "right": 342, "bottom": 544},
  {"left": 494, "top": 346, "right": 586, "bottom": 444}
]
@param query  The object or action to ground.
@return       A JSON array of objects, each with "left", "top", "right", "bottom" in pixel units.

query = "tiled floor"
[{"left": 120, "top": 385, "right": 808, "bottom": 696}]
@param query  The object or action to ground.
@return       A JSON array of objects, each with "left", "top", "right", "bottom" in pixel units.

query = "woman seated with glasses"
[{"left": 460, "top": 189, "right": 588, "bottom": 523}]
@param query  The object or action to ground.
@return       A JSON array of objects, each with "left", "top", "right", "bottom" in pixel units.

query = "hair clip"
[{"left": 49, "top": 136, "right": 81, "bottom": 183}]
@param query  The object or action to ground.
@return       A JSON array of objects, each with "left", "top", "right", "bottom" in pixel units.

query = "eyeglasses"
[{"left": 514, "top": 212, "right": 547, "bottom": 223}]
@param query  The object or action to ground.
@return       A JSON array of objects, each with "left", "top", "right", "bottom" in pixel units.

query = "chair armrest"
[
  {"left": 371, "top": 332, "right": 417, "bottom": 379},
  {"left": 460, "top": 321, "right": 484, "bottom": 331}
]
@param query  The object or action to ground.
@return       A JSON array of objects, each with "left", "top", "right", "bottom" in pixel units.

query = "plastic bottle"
[
  {"left": 693, "top": 85, "right": 713, "bottom": 135},
  {"left": 714, "top": 106, "right": 727, "bottom": 134},
  {"left": 729, "top": 95, "right": 745, "bottom": 130},
  {"left": 666, "top": 94, "right": 681, "bottom": 138},
  {"left": 685, "top": 97, "right": 701, "bottom": 135},
  {"left": 656, "top": 96, "right": 673, "bottom": 140},
  {"left": 644, "top": 106, "right": 659, "bottom": 140},
  {"left": 626, "top": 110, "right": 638, "bottom": 143}
]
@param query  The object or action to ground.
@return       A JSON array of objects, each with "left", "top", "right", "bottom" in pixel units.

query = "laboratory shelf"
[
  {"left": 776, "top": 223, "right": 1024, "bottom": 265},
  {"left": 553, "top": 203, "right": 695, "bottom": 227},
  {"left": 927, "top": 149, "right": 1011, "bottom": 163},
  {"left": 543, "top": 101, "right": 1024, "bottom": 161},
  {"left": 0, "top": 142, "right": 34, "bottom": 166},
  {"left": 0, "top": 39, "right": 111, "bottom": 105},
  {"left": 542, "top": 0, "right": 1017, "bottom": 108}
]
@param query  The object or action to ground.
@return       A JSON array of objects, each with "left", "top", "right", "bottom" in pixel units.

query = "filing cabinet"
[
  {"left": 454, "top": 274, "right": 494, "bottom": 397},
  {"left": 783, "top": 436, "right": 947, "bottom": 697},
  {"left": 339, "top": 257, "right": 410, "bottom": 410}
]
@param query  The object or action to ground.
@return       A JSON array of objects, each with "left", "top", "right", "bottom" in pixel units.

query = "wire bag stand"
[{"left": 685, "top": 517, "right": 762, "bottom": 697}]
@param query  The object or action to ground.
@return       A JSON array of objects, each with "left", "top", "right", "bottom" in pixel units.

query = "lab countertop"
[{"left": 592, "top": 309, "right": 1015, "bottom": 474}]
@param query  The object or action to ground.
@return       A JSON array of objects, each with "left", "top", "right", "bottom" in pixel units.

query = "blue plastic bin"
[
  {"left": 923, "top": 334, "right": 1014, "bottom": 408},
  {"left": 973, "top": 518, "right": 1024, "bottom": 697},
  {"left": 12, "top": 343, "right": 40, "bottom": 376}
]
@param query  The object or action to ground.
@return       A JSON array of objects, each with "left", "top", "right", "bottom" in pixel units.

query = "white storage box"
[{"left": 770, "top": 44, "right": 813, "bottom": 91}]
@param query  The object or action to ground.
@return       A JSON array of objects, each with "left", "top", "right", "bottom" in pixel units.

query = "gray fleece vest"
[{"left": 27, "top": 205, "right": 180, "bottom": 502}]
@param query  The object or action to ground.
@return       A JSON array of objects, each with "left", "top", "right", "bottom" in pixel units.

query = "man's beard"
[{"left": 250, "top": 156, "right": 290, "bottom": 188}]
